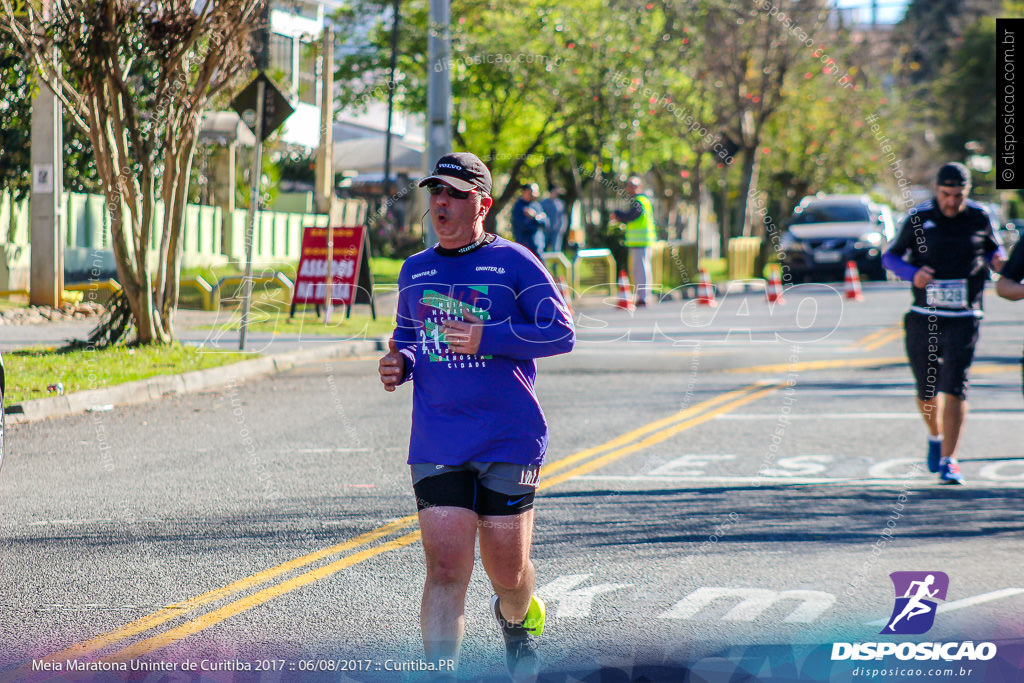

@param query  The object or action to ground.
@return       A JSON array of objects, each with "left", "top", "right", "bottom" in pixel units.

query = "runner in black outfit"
[
  {"left": 882, "top": 163, "right": 1005, "bottom": 484},
  {"left": 996, "top": 239, "right": 1024, "bottom": 398}
]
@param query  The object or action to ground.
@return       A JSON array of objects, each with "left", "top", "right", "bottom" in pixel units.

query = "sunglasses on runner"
[{"left": 425, "top": 182, "right": 477, "bottom": 200}]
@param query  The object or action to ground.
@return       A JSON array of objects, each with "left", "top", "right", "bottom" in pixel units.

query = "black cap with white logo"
[
  {"left": 936, "top": 162, "right": 971, "bottom": 188},
  {"left": 419, "top": 152, "right": 492, "bottom": 195}
]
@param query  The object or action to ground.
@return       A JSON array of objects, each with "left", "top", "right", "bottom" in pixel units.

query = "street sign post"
[
  {"left": 231, "top": 72, "right": 294, "bottom": 350},
  {"left": 232, "top": 72, "right": 294, "bottom": 142}
]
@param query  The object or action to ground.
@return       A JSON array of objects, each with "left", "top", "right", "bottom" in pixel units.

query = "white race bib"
[{"left": 925, "top": 279, "right": 968, "bottom": 309}]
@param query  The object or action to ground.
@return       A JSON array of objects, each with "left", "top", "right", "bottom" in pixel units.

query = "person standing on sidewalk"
[
  {"left": 510, "top": 183, "right": 548, "bottom": 257},
  {"left": 612, "top": 176, "right": 657, "bottom": 306},
  {"left": 378, "top": 152, "right": 575, "bottom": 681},
  {"left": 540, "top": 186, "right": 567, "bottom": 253},
  {"left": 996, "top": 238, "right": 1024, "bottom": 398},
  {"left": 882, "top": 162, "right": 1005, "bottom": 484}
]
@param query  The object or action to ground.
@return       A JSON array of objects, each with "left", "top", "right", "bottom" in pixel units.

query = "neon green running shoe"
[
  {"left": 491, "top": 594, "right": 545, "bottom": 679},
  {"left": 522, "top": 595, "right": 545, "bottom": 636}
]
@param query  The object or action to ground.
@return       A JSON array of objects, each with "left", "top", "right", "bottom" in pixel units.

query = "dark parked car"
[{"left": 781, "top": 195, "right": 895, "bottom": 283}]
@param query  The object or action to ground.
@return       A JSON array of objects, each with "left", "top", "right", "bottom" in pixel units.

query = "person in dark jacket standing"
[{"left": 510, "top": 183, "right": 547, "bottom": 257}]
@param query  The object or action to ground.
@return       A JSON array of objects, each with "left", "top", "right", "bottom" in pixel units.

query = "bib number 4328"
[{"left": 925, "top": 279, "right": 968, "bottom": 309}]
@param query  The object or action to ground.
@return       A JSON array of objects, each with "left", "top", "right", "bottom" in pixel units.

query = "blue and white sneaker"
[
  {"left": 927, "top": 439, "right": 943, "bottom": 473},
  {"left": 938, "top": 457, "right": 964, "bottom": 485}
]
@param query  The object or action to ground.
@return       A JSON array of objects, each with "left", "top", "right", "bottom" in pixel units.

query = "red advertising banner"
[{"left": 292, "top": 226, "right": 366, "bottom": 307}]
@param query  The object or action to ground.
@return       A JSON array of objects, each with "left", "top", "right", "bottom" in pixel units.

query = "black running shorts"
[
  {"left": 411, "top": 461, "right": 540, "bottom": 516},
  {"left": 904, "top": 311, "right": 980, "bottom": 401}
]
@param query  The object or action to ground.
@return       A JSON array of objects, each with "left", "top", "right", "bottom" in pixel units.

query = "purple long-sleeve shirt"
[{"left": 392, "top": 234, "right": 575, "bottom": 467}]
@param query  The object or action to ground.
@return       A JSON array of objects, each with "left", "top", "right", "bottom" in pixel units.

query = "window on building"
[
  {"left": 269, "top": 33, "right": 294, "bottom": 85},
  {"left": 297, "top": 42, "right": 318, "bottom": 106}
]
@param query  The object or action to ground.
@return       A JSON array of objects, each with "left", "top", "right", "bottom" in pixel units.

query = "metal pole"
[
  {"left": 424, "top": 0, "right": 451, "bottom": 246},
  {"left": 382, "top": 0, "right": 400, "bottom": 208},
  {"left": 324, "top": 225, "right": 334, "bottom": 323},
  {"left": 29, "top": 0, "right": 63, "bottom": 307},
  {"left": 239, "top": 77, "right": 266, "bottom": 351},
  {"left": 315, "top": 26, "right": 335, "bottom": 216}
]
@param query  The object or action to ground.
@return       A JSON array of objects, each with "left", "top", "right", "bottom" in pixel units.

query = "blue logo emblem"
[{"left": 880, "top": 571, "right": 949, "bottom": 635}]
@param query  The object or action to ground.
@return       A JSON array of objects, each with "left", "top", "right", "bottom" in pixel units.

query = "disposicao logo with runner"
[
  {"left": 831, "top": 571, "right": 997, "bottom": 663},
  {"left": 881, "top": 571, "right": 948, "bottom": 635}
]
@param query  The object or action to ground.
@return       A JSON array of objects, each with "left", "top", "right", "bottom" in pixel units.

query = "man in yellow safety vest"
[{"left": 612, "top": 176, "right": 657, "bottom": 306}]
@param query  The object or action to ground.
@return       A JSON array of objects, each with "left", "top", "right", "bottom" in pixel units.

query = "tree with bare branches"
[
  {"left": 693, "top": 0, "right": 830, "bottom": 244},
  {"left": 1, "top": 0, "right": 264, "bottom": 344}
]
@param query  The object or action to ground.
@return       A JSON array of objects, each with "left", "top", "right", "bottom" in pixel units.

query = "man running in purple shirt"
[{"left": 378, "top": 152, "right": 575, "bottom": 680}]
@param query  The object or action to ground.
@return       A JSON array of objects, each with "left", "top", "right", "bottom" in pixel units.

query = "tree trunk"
[{"left": 736, "top": 145, "right": 759, "bottom": 238}]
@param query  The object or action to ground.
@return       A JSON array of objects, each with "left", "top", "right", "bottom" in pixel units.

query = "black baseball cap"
[
  {"left": 419, "top": 152, "right": 492, "bottom": 195},
  {"left": 936, "top": 162, "right": 971, "bottom": 188}
]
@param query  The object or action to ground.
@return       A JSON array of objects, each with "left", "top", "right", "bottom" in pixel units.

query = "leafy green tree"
[
  {"left": 2, "top": 0, "right": 263, "bottom": 344},
  {"left": 758, "top": 46, "right": 895, "bottom": 220},
  {"left": 0, "top": 43, "right": 99, "bottom": 203},
  {"left": 692, "top": 0, "right": 835, "bottom": 244},
  {"left": 334, "top": 0, "right": 674, "bottom": 231},
  {"left": 0, "top": 42, "right": 32, "bottom": 205}
]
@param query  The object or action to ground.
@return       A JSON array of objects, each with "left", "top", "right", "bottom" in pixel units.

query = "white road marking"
[
  {"left": 572, "top": 475, "right": 1024, "bottom": 488},
  {"left": 536, "top": 575, "right": 633, "bottom": 618},
  {"left": 760, "top": 455, "right": 833, "bottom": 478},
  {"left": 979, "top": 461, "right": 1024, "bottom": 480},
  {"left": 717, "top": 412, "right": 1022, "bottom": 420},
  {"left": 648, "top": 455, "right": 736, "bottom": 477},
  {"left": 659, "top": 587, "right": 835, "bottom": 623},
  {"left": 867, "top": 458, "right": 931, "bottom": 479},
  {"left": 292, "top": 448, "right": 373, "bottom": 453},
  {"left": 864, "top": 588, "right": 1024, "bottom": 626}
]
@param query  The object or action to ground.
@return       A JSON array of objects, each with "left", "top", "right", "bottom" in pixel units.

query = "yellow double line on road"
[
  {"left": 16, "top": 383, "right": 779, "bottom": 676},
  {"left": 849, "top": 323, "right": 904, "bottom": 352}
]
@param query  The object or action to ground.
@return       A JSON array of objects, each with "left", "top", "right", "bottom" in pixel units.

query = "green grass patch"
[
  {"left": 368, "top": 257, "right": 404, "bottom": 286},
  {"left": 698, "top": 258, "right": 729, "bottom": 283},
  {"left": 177, "top": 258, "right": 405, "bottom": 310},
  {"left": 195, "top": 307, "right": 395, "bottom": 339},
  {"left": 3, "top": 343, "right": 250, "bottom": 406}
]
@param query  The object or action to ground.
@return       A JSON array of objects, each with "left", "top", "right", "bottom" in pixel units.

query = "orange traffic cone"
[
  {"left": 697, "top": 267, "right": 716, "bottom": 306},
  {"left": 616, "top": 270, "right": 635, "bottom": 311},
  {"left": 844, "top": 260, "right": 863, "bottom": 301},
  {"left": 766, "top": 266, "right": 785, "bottom": 304},
  {"left": 557, "top": 275, "right": 574, "bottom": 315}
]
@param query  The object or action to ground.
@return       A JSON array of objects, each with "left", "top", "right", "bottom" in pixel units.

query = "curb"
[{"left": 5, "top": 338, "right": 388, "bottom": 425}]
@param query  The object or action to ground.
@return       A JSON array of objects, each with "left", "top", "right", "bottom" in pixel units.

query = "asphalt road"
[{"left": 1, "top": 281, "right": 1023, "bottom": 683}]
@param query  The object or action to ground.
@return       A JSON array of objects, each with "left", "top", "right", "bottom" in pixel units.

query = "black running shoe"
[{"left": 490, "top": 594, "right": 544, "bottom": 680}]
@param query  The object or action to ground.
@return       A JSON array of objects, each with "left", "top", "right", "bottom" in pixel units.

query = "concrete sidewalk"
[{"left": 2, "top": 303, "right": 392, "bottom": 425}]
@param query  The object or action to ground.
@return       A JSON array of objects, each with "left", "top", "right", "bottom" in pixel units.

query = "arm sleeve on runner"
[
  {"left": 882, "top": 250, "right": 918, "bottom": 282},
  {"left": 883, "top": 213, "right": 919, "bottom": 282},
  {"left": 987, "top": 246, "right": 1008, "bottom": 264}
]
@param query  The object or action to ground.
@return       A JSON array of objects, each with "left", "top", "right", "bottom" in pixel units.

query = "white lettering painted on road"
[
  {"left": 978, "top": 461, "right": 1024, "bottom": 480},
  {"left": 867, "top": 458, "right": 933, "bottom": 479},
  {"left": 659, "top": 587, "right": 835, "bottom": 623},
  {"left": 648, "top": 455, "right": 737, "bottom": 477},
  {"left": 759, "top": 455, "right": 833, "bottom": 478},
  {"left": 535, "top": 575, "right": 633, "bottom": 618}
]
